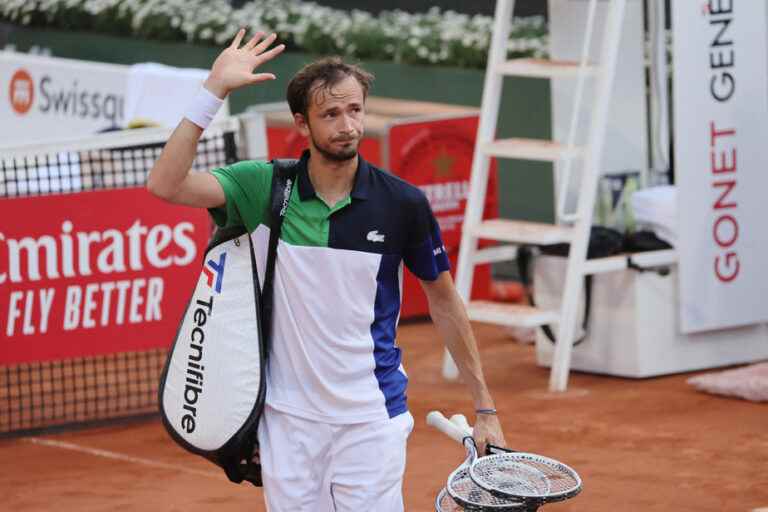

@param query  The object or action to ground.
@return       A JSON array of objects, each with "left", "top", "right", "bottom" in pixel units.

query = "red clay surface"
[{"left": 2, "top": 321, "right": 766, "bottom": 511}]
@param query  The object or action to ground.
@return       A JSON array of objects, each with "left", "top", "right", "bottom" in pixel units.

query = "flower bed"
[{"left": 1, "top": 0, "right": 548, "bottom": 68}]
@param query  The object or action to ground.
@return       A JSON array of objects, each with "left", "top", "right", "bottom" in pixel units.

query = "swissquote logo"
[
  {"left": 10, "top": 69, "right": 34, "bottom": 115},
  {"left": 7, "top": 67, "right": 124, "bottom": 123},
  {"left": 367, "top": 230, "right": 385, "bottom": 243},
  {"left": 202, "top": 253, "right": 226, "bottom": 294}
]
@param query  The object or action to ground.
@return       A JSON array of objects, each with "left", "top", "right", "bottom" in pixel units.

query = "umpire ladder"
[{"left": 443, "top": 0, "right": 627, "bottom": 391}]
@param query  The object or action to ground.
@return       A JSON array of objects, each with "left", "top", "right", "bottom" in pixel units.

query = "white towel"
[
  {"left": 631, "top": 185, "right": 677, "bottom": 246},
  {"left": 124, "top": 63, "right": 229, "bottom": 128}
]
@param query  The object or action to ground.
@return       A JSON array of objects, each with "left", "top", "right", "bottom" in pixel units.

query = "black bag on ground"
[
  {"left": 622, "top": 229, "right": 672, "bottom": 253},
  {"left": 517, "top": 226, "right": 624, "bottom": 347},
  {"left": 158, "top": 159, "right": 298, "bottom": 486}
]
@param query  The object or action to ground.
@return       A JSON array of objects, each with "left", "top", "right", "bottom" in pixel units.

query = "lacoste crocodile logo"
[{"left": 367, "top": 230, "right": 385, "bottom": 243}]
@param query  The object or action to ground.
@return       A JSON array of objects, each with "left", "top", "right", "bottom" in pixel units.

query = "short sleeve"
[
  {"left": 208, "top": 160, "right": 273, "bottom": 232},
  {"left": 402, "top": 191, "right": 450, "bottom": 281}
]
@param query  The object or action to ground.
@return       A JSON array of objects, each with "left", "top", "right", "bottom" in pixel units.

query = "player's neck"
[{"left": 307, "top": 151, "right": 358, "bottom": 208}]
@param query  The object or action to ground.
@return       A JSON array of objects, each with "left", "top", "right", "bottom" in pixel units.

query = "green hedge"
[{"left": 1, "top": 0, "right": 548, "bottom": 69}]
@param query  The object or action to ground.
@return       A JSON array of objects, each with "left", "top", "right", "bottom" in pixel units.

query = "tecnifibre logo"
[
  {"left": 202, "top": 253, "right": 226, "bottom": 294},
  {"left": 10, "top": 69, "right": 34, "bottom": 115}
]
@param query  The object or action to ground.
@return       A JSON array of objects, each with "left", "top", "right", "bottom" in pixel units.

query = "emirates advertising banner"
[
  {"left": 0, "top": 189, "right": 211, "bottom": 364},
  {"left": 1, "top": 53, "right": 128, "bottom": 144},
  {"left": 672, "top": 1, "right": 768, "bottom": 333}
]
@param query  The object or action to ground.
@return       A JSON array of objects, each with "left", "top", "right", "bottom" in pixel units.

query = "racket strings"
[
  {"left": 448, "top": 467, "right": 526, "bottom": 509},
  {"left": 520, "top": 459, "right": 579, "bottom": 494},
  {"left": 435, "top": 488, "right": 463, "bottom": 512},
  {"left": 471, "top": 454, "right": 581, "bottom": 499},
  {"left": 472, "top": 460, "right": 550, "bottom": 496}
]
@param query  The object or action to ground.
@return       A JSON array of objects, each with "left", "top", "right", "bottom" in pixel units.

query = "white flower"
[{"left": 0, "top": 0, "right": 549, "bottom": 66}]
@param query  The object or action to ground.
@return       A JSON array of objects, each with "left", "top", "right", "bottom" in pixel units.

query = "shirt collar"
[{"left": 297, "top": 149, "right": 370, "bottom": 202}]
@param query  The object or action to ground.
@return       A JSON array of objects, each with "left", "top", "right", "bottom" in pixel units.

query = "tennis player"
[{"left": 148, "top": 29, "right": 505, "bottom": 511}]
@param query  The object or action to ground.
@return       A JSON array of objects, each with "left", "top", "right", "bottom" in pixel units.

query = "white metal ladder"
[{"left": 443, "top": 0, "right": 628, "bottom": 392}]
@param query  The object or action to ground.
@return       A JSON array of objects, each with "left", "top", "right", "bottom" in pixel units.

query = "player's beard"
[{"left": 309, "top": 130, "right": 360, "bottom": 162}]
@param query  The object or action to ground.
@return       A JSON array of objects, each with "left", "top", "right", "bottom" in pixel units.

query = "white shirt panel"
[{"left": 251, "top": 226, "right": 392, "bottom": 424}]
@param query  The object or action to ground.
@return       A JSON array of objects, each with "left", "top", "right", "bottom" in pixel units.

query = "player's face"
[{"left": 299, "top": 76, "right": 365, "bottom": 162}]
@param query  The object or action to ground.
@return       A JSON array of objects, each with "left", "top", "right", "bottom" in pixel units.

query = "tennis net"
[{"left": 0, "top": 120, "right": 239, "bottom": 435}]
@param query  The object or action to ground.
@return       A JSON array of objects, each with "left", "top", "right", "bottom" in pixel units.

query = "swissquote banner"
[
  {"left": 1, "top": 53, "right": 225, "bottom": 145},
  {"left": 0, "top": 189, "right": 210, "bottom": 364},
  {"left": 672, "top": 2, "right": 768, "bottom": 333},
  {"left": 1, "top": 53, "right": 127, "bottom": 143}
]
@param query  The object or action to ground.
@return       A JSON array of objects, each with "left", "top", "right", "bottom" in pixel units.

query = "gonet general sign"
[{"left": 673, "top": 1, "right": 768, "bottom": 332}]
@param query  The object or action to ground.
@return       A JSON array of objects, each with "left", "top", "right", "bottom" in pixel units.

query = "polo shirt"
[{"left": 209, "top": 150, "right": 449, "bottom": 424}]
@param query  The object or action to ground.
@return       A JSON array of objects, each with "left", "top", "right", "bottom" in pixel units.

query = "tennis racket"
[
  {"left": 428, "top": 411, "right": 582, "bottom": 506},
  {"left": 429, "top": 412, "right": 527, "bottom": 511},
  {"left": 435, "top": 487, "right": 463, "bottom": 512}
]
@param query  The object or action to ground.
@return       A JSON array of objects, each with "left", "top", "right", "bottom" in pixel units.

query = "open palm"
[{"left": 204, "top": 29, "right": 285, "bottom": 98}]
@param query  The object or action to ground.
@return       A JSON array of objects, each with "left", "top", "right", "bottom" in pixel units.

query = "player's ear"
[{"left": 293, "top": 112, "right": 309, "bottom": 137}]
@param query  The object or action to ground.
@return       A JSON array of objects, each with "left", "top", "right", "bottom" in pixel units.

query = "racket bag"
[
  {"left": 158, "top": 159, "right": 298, "bottom": 486},
  {"left": 515, "top": 227, "right": 623, "bottom": 347}
]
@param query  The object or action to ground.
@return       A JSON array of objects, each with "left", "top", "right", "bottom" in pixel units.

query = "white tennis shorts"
[{"left": 257, "top": 405, "right": 414, "bottom": 511}]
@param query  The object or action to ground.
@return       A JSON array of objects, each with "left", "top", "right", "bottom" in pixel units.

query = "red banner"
[
  {"left": 389, "top": 117, "right": 497, "bottom": 314},
  {"left": 388, "top": 116, "right": 498, "bottom": 248},
  {"left": 0, "top": 189, "right": 210, "bottom": 364}
]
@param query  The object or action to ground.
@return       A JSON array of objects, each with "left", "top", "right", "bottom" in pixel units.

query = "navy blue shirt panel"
[{"left": 297, "top": 152, "right": 450, "bottom": 280}]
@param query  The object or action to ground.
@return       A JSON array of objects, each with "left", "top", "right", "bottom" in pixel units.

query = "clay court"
[{"left": 2, "top": 321, "right": 764, "bottom": 512}]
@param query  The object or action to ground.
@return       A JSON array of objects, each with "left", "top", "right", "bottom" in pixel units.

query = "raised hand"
[{"left": 203, "top": 29, "right": 286, "bottom": 99}]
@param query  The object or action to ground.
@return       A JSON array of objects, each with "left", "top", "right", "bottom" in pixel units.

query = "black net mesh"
[
  {"left": 0, "top": 349, "right": 166, "bottom": 433},
  {"left": 0, "top": 129, "right": 237, "bottom": 198},
  {"left": 0, "top": 128, "right": 237, "bottom": 435}
]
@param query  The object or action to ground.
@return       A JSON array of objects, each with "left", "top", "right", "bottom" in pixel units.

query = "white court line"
[{"left": 23, "top": 437, "right": 222, "bottom": 479}]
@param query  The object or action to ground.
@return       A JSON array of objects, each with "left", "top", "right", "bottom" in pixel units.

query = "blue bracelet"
[{"left": 475, "top": 408, "right": 497, "bottom": 415}]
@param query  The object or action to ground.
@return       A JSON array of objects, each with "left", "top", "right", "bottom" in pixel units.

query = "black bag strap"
[
  {"left": 261, "top": 159, "right": 299, "bottom": 353},
  {"left": 222, "top": 158, "right": 298, "bottom": 487},
  {"left": 516, "top": 246, "right": 591, "bottom": 347},
  {"left": 222, "top": 230, "right": 265, "bottom": 487},
  {"left": 514, "top": 226, "right": 623, "bottom": 347}
]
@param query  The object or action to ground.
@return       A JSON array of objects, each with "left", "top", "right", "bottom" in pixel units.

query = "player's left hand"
[{"left": 473, "top": 413, "right": 506, "bottom": 455}]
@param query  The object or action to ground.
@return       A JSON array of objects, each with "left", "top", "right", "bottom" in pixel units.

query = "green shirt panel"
[
  {"left": 209, "top": 160, "right": 272, "bottom": 233},
  {"left": 209, "top": 160, "right": 334, "bottom": 248}
]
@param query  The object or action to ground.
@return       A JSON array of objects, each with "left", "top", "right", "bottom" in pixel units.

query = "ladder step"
[
  {"left": 495, "top": 58, "right": 596, "bottom": 79},
  {"left": 481, "top": 138, "right": 584, "bottom": 162},
  {"left": 470, "top": 219, "right": 573, "bottom": 245},
  {"left": 467, "top": 301, "right": 559, "bottom": 328}
]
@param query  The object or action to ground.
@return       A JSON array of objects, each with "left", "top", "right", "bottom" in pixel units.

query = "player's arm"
[
  {"left": 147, "top": 29, "right": 285, "bottom": 208},
  {"left": 420, "top": 271, "right": 506, "bottom": 454}
]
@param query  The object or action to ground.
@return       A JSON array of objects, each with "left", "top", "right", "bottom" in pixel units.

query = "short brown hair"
[{"left": 286, "top": 56, "right": 374, "bottom": 117}]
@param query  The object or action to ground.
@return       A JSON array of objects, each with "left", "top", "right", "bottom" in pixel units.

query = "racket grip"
[
  {"left": 450, "top": 414, "right": 473, "bottom": 436},
  {"left": 427, "top": 410, "right": 472, "bottom": 443}
]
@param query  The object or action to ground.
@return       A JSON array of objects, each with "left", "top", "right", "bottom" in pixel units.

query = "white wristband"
[{"left": 184, "top": 86, "right": 225, "bottom": 130}]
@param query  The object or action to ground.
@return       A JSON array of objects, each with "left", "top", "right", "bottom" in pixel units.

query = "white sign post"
[{"left": 673, "top": 1, "right": 768, "bottom": 333}]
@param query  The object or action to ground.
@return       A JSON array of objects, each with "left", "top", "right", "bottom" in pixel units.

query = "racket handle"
[
  {"left": 450, "top": 414, "right": 473, "bottom": 436},
  {"left": 427, "top": 410, "right": 471, "bottom": 443}
]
